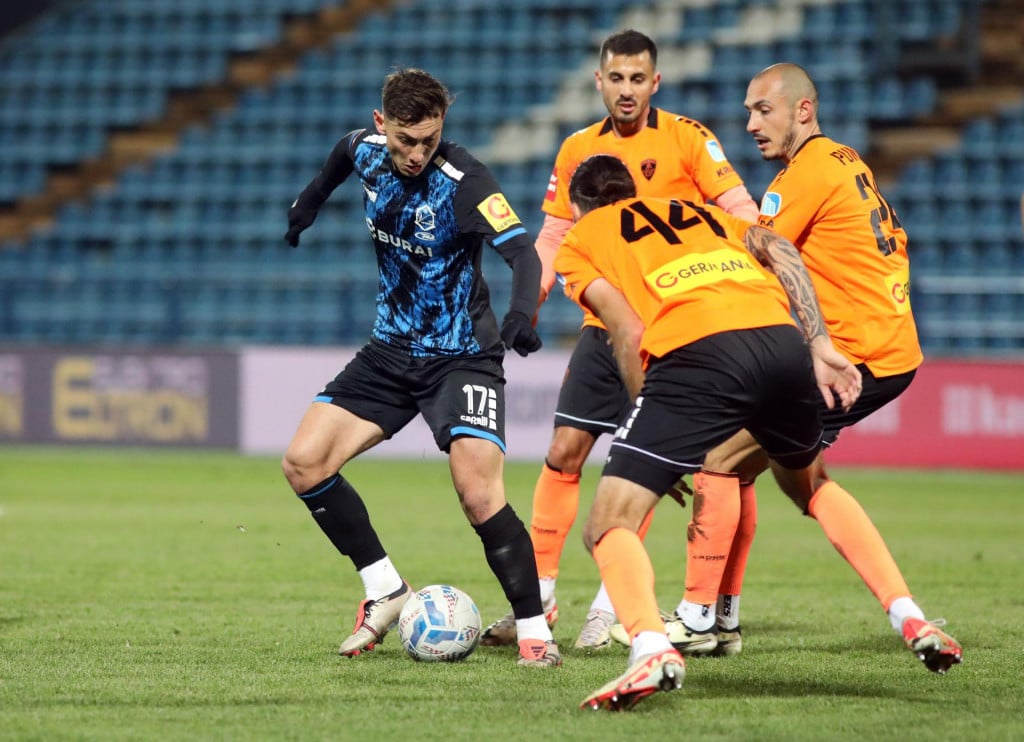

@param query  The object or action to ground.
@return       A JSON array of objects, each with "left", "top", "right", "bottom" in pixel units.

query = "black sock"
[
  {"left": 297, "top": 474, "right": 386, "bottom": 569},
  {"left": 474, "top": 504, "right": 543, "bottom": 620}
]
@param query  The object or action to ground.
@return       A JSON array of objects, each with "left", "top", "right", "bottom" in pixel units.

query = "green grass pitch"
[{"left": 1, "top": 447, "right": 1022, "bottom": 740}]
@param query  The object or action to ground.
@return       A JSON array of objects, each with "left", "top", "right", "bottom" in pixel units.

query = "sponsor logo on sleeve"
[
  {"left": 761, "top": 191, "right": 782, "bottom": 217},
  {"left": 705, "top": 140, "right": 727, "bottom": 162},
  {"left": 544, "top": 170, "right": 558, "bottom": 202},
  {"left": 477, "top": 193, "right": 522, "bottom": 232}
]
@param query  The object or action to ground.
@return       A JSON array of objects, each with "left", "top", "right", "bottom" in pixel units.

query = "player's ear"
[
  {"left": 796, "top": 98, "right": 814, "bottom": 124},
  {"left": 651, "top": 71, "right": 661, "bottom": 94},
  {"left": 594, "top": 70, "right": 603, "bottom": 92},
  {"left": 372, "top": 109, "right": 386, "bottom": 134}
]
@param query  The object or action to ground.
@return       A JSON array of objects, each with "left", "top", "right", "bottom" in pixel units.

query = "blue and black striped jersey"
[{"left": 292, "top": 129, "right": 539, "bottom": 357}]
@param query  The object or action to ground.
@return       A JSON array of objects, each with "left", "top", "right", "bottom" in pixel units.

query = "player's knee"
[
  {"left": 281, "top": 443, "right": 326, "bottom": 493},
  {"left": 770, "top": 457, "right": 827, "bottom": 514},
  {"left": 704, "top": 431, "right": 766, "bottom": 477},
  {"left": 581, "top": 520, "right": 603, "bottom": 554},
  {"left": 459, "top": 488, "right": 506, "bottom": 525},
  {"left": 735, "top": 450, "right": 770, "bottom": 483},
  {"left": 281, "top": 458, "right": 309, "bottom": 494},
  {"left": 546, "top": 427, "right": 595, "bottom": 473}
]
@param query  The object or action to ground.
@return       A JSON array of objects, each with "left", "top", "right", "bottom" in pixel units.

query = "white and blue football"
[{"left": 398, "top": 584, "right": 482, "bottom": 662}]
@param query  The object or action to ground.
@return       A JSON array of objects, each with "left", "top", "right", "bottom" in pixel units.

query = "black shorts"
[
  {"left": 553, "top": 325, "right": 633, "bottom": 436},
  {"left": 603, "top": 325, "right": 823, "bottom": 494},
  {"left": 822, "top": 366, "right": 915, "bottom": 446},
  {"left": 314, "top": 339, "right": 507, "bottom": 453}
]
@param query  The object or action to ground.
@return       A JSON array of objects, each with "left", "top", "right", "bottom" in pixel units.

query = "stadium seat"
[{"left": 0, "top": 0, "right": 1019, "bottom": 354}]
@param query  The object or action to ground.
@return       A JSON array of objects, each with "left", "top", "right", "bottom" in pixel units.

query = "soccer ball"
[{"left": 397, "top": 584, "right": 482, "bottom": 662}]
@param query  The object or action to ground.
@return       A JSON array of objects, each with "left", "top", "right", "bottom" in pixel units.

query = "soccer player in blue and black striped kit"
[{"left": 281, "top": 68, "right": 561, "bottom": 667}]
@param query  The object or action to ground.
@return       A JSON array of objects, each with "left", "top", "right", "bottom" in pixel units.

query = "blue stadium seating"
[
  {"left": 0, "top": 0, "right": 332, "bottom": 205},
  {"left": 0, "top": 0, "right": 1020, "bottom": 355}
]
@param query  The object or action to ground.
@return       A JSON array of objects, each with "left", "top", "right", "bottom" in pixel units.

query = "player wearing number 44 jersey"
[
  {"left": 280, "top": 68, "right": 560, "bottom": 669},
  {"left": 480, "top": 29, "right": 761, "bottom": 653},
  {"left": 649, "top": 63, "right": 962, "bottom": 676},
  {"left": 557, "top": 154, "right": 959, "bottom": 712}
]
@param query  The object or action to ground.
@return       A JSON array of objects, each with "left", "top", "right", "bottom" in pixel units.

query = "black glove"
[
  {"left": 284, "top": 205, "right": 317, "bottom": 247},
  {"left": 500, "top": 311, "right": 542, "bottom": 357}
]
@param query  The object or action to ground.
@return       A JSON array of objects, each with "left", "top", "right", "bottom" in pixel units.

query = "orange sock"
[
  {"left": 808, "top": 480, "right": 911, "bottom": 609},
  {"left": 593, "top": 527, "right": 663, "bottom": 638},
  {"left": 684, "top": 471, "right": 740, "bottom": 605},
  {"left": 529, "top": 462, "right": 581, "bottom": 579},
  {"left": 718, "top": 481, "right": 757, "bottom": 595}
]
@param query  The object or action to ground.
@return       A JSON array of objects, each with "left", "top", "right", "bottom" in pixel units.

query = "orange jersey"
[
  {"left": 555, "top": 198, "right": 795, "bottom": 364},
  {"left": 758, "top": 135, "right": 922, "bottom": 376},
  {"left": 545, "top": 108, "right": 748, "bottom": 328}
]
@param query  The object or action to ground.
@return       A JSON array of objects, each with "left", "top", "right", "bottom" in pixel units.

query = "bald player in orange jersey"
[
  {"left": 620, "top": 62, "right": 963, "bottom": 674},
  {"left": 479, "top": 29, "right": 761, "bottom": 652},
  {"left": 557, "top": 155, "right": 960, "bottom": 712}
]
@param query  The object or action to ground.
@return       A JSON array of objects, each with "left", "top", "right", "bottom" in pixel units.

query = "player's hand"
[
  {"left": 663, "top": 476, "right": 692, "bottom": 508},
  {"left": 501, "top": 311, "right": 543, "bottom": 357},
  {"left": 809, "top": 337, "right": 862, "bottom": 412},
  {"left": 535, "top": 287, "right": 549, "bottom": 316},
  {"left": 284, "top": 203, "right": 317, "bottom": 247}
]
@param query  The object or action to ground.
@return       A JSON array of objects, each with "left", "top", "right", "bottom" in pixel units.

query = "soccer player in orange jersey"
[
  {"left": 557, "top": 155, "right": 960, "bottom": 711},
  {"left": 645, "top": 62, "right": 964, "bottom": 670},
  {"left": 479, "top": 29, "right": 761, "bottom": 652}
]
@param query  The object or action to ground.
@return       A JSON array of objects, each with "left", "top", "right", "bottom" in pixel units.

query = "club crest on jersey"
[
  {"left": 705, "top": 140, "right": 727, "bottom": 162},
  {"left": 477, "top": 193, "right": 521, "bottom": 233},
  {"left": 415, "top": 204, "right": 436, "bottom": 241},
  {"left": 640, "top": 159, "right": 657, "bottom": 180},
  {"left": 761, "top": 192, "right": 782, "bottom": 217}
]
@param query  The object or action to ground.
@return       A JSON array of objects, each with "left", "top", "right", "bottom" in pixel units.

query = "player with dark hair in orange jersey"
[
  {"left": 479, "top": 29, "right": 761, "bottom": 653},
  {"left": 605, "top": 62, "right": 963, "bottom": 674},
  {"left": 557, "top": 155, "right": 959, "bottom": 712}
]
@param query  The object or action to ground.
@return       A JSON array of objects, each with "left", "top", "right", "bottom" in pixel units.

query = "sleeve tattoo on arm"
[{"left": 744, "top": 225, "right": 828, "bottom": 344}]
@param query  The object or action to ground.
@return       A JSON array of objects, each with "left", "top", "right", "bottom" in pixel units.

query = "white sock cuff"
[
  {"left": 590, "top": 582, "right": 615, "bottom": 614},
  {"left": 516, "top": 615, "right": 553, "bottom": 642},
  {"left": 887, "top": 596, "right": 925, "bottom": 633},
  {"left": 630, "top": 630, "right": 673, "bottom": 662},
  {"left": 359, "top": 556, "right": 402, "bottom": 600}
]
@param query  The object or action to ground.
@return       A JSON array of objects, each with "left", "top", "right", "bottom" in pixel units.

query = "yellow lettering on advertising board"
[
  {"left": 0, "top": 394, "right": 22, "bottom": 435},
  {"left": 52, "top": 358, "right": 208, "bottom": 442}
]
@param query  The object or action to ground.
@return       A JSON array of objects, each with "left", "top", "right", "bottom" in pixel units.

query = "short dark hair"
[
  {"left": 380, "top": 68, "right": 452, "bottom": 124},
  {"left": 600, "top": 29, "right": 658, "bottom": 66},
  {"left": 569, "top": 155, "right": 637, "bottom": 215}
]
